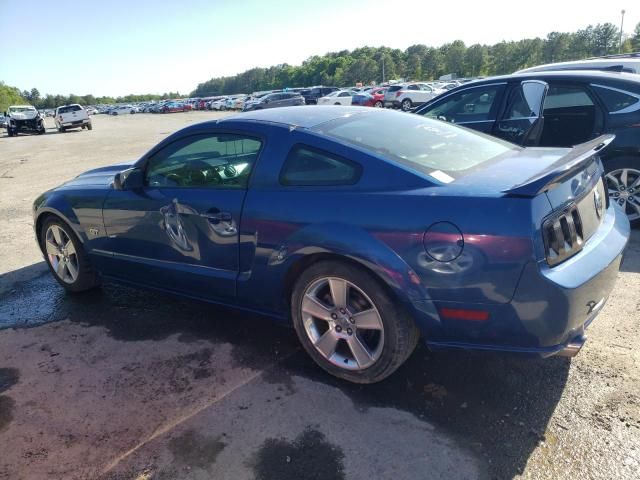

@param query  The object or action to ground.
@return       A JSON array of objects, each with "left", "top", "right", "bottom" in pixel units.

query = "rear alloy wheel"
[
  {"left": 401, "top": 99, "right": 412, "bottom": 111},
  {"left": 606, "top": 167, "right": 640, "bottom": 226},
  {"left": 41, "top": 218, "right": 100, "bottom": 292},
  {"left": 291, "top": 261, "right": 419, "bottom": 383},
  {"left": 374, "top": 101, "right": 383, "bottom": 108}
]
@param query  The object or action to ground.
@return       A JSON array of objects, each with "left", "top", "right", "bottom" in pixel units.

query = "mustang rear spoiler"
[{"left": 503, "top": 135, "right": 614, "bottom": 197}]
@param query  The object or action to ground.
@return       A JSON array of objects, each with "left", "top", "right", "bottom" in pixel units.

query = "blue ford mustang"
[{"left": 33, "top": 106, "right": 630, "bottom": 383}]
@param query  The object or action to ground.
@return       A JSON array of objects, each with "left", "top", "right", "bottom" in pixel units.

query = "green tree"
[
  {"left": 30, "top": 88, "right": 40, "bottom": 105},
  {"left": 632, "top": 22, "right": 640, "bottom": 51},
  {"left": 0, "top": 82, "right": 27, "bottom": 112}
]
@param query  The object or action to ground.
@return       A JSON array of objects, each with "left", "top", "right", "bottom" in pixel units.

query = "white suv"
[{"left": 384, "top": 83, "right": 445, "bottom": 111}]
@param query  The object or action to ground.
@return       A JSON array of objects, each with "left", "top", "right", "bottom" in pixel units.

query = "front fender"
[{"left": 33, "top": 192, "right": 85, "bottom": 241}]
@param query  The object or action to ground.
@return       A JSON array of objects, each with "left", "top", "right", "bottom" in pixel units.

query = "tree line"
[{"left": 192, "top": 22, "right": 640, "bottom": 96}]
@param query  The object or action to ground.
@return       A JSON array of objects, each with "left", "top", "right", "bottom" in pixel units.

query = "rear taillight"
[
  {"left": 542, "top": 205, "right": 584, "bottom": 266},
  {"left": 395, "top": 91, "right": 403, "bottom": 98},
  {"left": 59, "top": 116, "right": 63, "bottom": 121}
]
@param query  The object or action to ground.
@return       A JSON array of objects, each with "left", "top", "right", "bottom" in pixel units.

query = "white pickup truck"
[{"left": 54, "top": 104, "right": 92, "bottom": 132}]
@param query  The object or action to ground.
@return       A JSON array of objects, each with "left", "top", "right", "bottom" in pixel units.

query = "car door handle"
[{"left": 199, "top": 211, "right": 232, "bottom": 222}]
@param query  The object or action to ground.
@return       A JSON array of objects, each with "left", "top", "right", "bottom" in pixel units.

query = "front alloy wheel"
[
  {"left": 606, "top": 167, "right": 640, "bottom": 223},
  {"left": 45, "top": 224, "right": 79, "bottom": 284},
  {"left": 41, "top": 218, "right": 100, "bottom": 292}
]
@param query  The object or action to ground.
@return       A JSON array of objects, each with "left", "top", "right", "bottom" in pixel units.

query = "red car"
[
  {"left": 162, "top": 102, "right": 187, "bottom": 113},
  {"left": 352, "top": 88, "right": 387, "bottom": 107}
]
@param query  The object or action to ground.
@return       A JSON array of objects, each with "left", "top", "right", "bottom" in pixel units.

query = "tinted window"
[
  {"left": 314, "top": 111, "right": 514, "bottom": 178},
  {"left": 387, "top": 85, "right": 403, "bottom": 93},
  {"left": 146, "top": 134, "right": 262, "bottom": 189},
  {"left": 422, "top": 85, "right": 503, "bottom": 123},
  {"left": 407, "top": 84, "right": 419, "bottom": 90},
  {"left": 58, "top": 105, "right": 82, "bottom": 114},
  {"left": 592, "top": 85, "right": 639, "bottom": 112},
  {"left": 543, "top": 85, "right": 594, "bottom": 109},
  {"left": 280, "top": 145, "right": 361, "bottom": 186},
  {"left": 339, "top": 92, "right": 351, "bottom": 97}
]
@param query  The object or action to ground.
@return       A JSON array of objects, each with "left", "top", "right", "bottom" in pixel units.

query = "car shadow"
[
  {"left": 0, "top": 261, "right": 571, "bottom": 478},
  {"left": 620, "top": 229, "right": 640, "bottom": 273}
]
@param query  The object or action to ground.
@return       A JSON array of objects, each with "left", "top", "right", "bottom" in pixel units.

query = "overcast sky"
[{"left": 0, "top": 0, "right": 637, "bottom": 97}]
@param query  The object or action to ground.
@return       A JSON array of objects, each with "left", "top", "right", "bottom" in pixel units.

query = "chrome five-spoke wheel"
[
  {"left": 45, "top": 224, "right": 79, "bottom": 284},
  {"left": 301, "top": 276, "right": 384, "bottom": 371},
  {"left": 606, "top": 168, "right": 640, "bottom": 222}
]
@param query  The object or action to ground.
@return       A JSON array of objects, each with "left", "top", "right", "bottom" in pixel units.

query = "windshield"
[
  {"left": 9, "top": 107, "right": 35, "bottom": 113},
  {"left": 312, "top": 111, "right": 517, "bottom": 179}
]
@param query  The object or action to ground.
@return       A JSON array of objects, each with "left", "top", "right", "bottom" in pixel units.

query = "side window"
[
  {"left": 339, "top": 92, "right": 350, "bottom": 97},
  {"left": 407, "top": 84, "right": 419, "bottom": 91},
  {"left": 422, "top": 85, "right": 503, "bottom": 123},
  {"left": 543, "top": 85, "right": 594, "bottom": 110},
  {"left": 146, "top": 134, "right": 262, "bottom": 189},
  {"left": 505, "top": 81, "right": 548, "bottom": 119},
  {"left": 592, "top": 85, "right": 639, "bottom": 113},
  {"left": 280, "top": 145, "right": 362, "bottom": 186}
]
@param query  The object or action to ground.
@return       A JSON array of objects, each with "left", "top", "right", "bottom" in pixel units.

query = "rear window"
[
  {"left": 387, "top": 85, "right": 403, "bottom": 92},
  {"left": 313, "top": 111, "right": 515, "bottom": 179},
  {"left": 58, "top": 105, "right": 82, "bottom": 114},
  {"left": 592, "top": 85, "right": 640, "bottom": 113}
]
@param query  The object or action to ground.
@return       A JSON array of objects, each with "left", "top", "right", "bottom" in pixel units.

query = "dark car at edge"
[{"left": 414, "top": 70, "right": 640, "bottom": 226}]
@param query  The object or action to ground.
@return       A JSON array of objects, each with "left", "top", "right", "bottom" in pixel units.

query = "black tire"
[
  {"left": 58, "top": 127, "right": 65, "bottom": 133},
  {"left": 374, "top": 101, "right": 383, "bottom": 108},
  {"left": 38, "top": 122, "right": 46, "bottom": 134},
  {"left": 603, "top": 156, "right": 640, "bottom": 228},
  {"left": 401, "top": 99, "right": 412, "bottom": 111},
  {"left": 334, "top": 102, "right": 341, "bottom": 105},
  {"left": 87, "top": 122, "right": 93, "bottom": 131},
  {"left": 291, "top": 260, "right": 420, "bottom": 384},
  {"left": 39, "top": 217, "right": 101, "bottom": 293}
]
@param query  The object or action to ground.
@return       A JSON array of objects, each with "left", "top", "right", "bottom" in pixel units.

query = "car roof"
[
  {"left": 456, "top": 70, "right": 640, "bottom": 86},
  {"left": 517, "top": 57, "right": 640, "bottom": 73},
  {"left": 220, "top": 105, "right": 370, "bottom": 128}
]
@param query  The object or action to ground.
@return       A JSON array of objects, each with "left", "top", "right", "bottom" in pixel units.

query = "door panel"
[
  {"left": 102, "top": 188, "right": 244, "bottom": 300},
  {"left": 100, "top": 132, "right": 262, "bottom": 301}
]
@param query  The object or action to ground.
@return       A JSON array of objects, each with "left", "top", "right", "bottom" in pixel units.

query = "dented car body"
[{"left": 33, "top": 106, "right": 629, "bottom": 365}]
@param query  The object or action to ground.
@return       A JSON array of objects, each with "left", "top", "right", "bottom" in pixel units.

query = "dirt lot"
[{"left": 0, "top": 112, "right": 639, "bottom": 480}]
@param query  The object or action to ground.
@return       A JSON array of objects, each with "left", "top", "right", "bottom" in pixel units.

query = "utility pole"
[{"left": 620, "top": 9, "right": 626, "bottom": 53}]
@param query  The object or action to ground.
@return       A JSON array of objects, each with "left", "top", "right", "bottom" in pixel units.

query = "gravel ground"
[{"left": 0, "top": 113, "right": 638, "bottom": 480}]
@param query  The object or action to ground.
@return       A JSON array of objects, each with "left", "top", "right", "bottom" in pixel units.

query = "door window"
[
  {"left": 505, "top": 81, "right": 548, "bottom": 119},
  {"left": 280, "top": 145, "right": 361, "bottom": 186},
  {"left": 421, "top": 84, "right": 503, "bottom": 123},
  {"left": 539, "top": 84, "right": 597, "bottom": 147},
  {"left": 145, "top": 134, "right": 262, "bottom": 189}
]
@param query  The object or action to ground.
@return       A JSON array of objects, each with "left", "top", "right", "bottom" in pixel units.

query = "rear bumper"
[
  {"left": 60, "top": 120, "right": 90, "bottom": 127},
  {"left": 414, "top": 202, "right": 630, "bottom": 356}
]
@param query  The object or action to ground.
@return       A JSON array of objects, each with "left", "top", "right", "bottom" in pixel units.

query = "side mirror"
[{"left": 113, "top": 167, "right": 144, "bottom": 190}]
